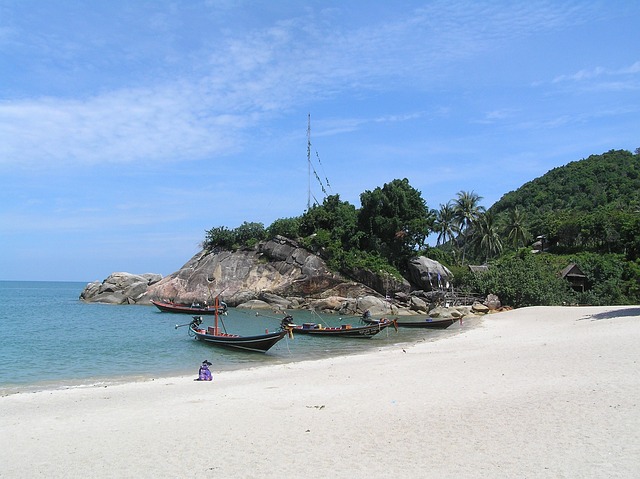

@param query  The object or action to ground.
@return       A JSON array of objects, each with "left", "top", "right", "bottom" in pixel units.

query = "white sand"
[{"left": 1, "top": 306, "right": 639, "bottom": 478}]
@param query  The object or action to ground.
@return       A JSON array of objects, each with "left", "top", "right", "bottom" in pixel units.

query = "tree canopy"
[{"left": 358, "top": 179, "right": 434, "bottom": 269}]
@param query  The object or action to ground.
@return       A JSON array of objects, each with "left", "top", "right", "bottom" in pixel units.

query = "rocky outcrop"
[
  {"left": 343, "top": 266, "right": 411, "bottom": 296},
  {"left": 143, "top": 236, "right": 368, "bottom": 307},
  {"left": 80, "top": 235, "right": 461, "bottom": 315},
  {"left": 79, "top": 272, "right": 163, "bottom": 304},
  {"left": 407, "top": 257, "right": 453, "bottom": 291}
]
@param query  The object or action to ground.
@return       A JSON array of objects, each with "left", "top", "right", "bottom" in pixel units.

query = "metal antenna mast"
[{"left": 307, "top": 113, "right": 311, "bottom": 210}]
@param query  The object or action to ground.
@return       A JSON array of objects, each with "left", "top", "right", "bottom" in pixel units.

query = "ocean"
[{"left": 0, "top": 281, "right": 463, "bottom": 394}]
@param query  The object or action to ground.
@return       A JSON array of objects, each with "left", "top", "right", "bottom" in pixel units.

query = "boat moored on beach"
[
  {"left": 281, "top": 315, "right": 397, "bottom": 338},
  {"left": 175, "top": 296, "right": 288, "bottom": 353},
  {"left": 184, "top": 316, "right": 288, "bottom": 352},
  {"left": 152, "top": 299, "right": 228, "bottom": 315},
  {"left": 361, "top": 312, "right": 458, "bottom": 330}
]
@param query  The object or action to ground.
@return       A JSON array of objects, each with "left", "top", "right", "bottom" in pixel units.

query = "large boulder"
[
  {"left": 407, "top": 257, "right": 453, "bottom": 291},
  {"left": 145, "top": 236, "right": 378, "bottom": 308},
  {"left": 343, "top": 266, "right": 411, "bottom": 296},
  {"left": 80, "top": 272, "right": 162, "bottom": 304},
  {"left": 484, "top": 294, "right": 502, "bottom": 310}
]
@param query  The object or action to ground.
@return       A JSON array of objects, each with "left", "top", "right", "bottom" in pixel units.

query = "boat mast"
[
  {"left": 307, "top": 113, "right": 311, "bottom": 210},
  {"left": 214, "top": 295, "right": 219, "bottom": 335}
]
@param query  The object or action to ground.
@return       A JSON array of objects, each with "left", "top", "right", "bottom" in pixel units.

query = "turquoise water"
[{"left": 0, "top": 281, "right": 463, "bottom": 393}]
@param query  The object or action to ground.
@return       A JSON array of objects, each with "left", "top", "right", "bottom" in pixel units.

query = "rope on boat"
[
  {"left": 249, "top": 310, "right": 286, "bottom": 321},
  {"left": 309, "top": 308, "right": 333, "bottom": 328},
  {"left": 282, "top": 332, "right": 293, "bottom": 355}
]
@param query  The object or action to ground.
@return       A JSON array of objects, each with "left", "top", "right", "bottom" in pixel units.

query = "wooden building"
[{"left": 560, "top": 263, "right": 588, "bottom": 292}]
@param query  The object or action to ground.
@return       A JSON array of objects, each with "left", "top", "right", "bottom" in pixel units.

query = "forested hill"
[
  {"left": 492, "top": 149, "right": 640, "bottom": 215},
  {"left": 489, "top": 149, "right": 640, "bottom": 253}
]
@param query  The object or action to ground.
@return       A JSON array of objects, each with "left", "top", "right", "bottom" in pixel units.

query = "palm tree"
[
  {"left": 434, "top": 202, "right": 459, "bottom": 246},
  {"left": 453, "top": 190, "right": 485, "bottom": 264},
  {"left": 506, "top": 206, "right": 531, "bottom": 249},
  {"left": 473, "top": 211, "right": 503, "bottom": 262}
]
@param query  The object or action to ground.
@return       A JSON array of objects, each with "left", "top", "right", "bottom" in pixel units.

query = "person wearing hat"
[{"left": 195, "top": 360, "right": 213, "bottom": 381}]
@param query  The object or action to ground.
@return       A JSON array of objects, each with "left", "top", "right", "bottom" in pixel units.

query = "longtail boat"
[
  {"left": 176, "top": 297, "right": 288, "bottom": 353},
  {"left": 361, "top": 313, "right": 457, "bottom": 330},
  {"left": 280, "top": 315, "right": 396, "bottom": 338},
  {"left": 152, "top": 299, "right": 227, "bottom": 315}
]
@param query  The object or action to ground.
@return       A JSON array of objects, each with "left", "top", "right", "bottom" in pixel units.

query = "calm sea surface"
[{"left": 0, "top": 281, "right": 466, "bottom": 394}]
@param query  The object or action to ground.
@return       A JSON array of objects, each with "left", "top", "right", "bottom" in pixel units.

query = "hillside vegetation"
[
  {"left": 203, "top": 149, "right": 640, "bottom": 308},
  {"left": 491, "top": 149, "right": 640, "bottom": 256}
]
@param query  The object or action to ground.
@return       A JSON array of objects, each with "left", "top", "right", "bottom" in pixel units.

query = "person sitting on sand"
[{"left": 195, "top": 360, "right": 213, "bottom": 381}]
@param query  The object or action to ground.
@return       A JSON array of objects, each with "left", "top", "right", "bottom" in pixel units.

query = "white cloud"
[
  {"left": 0, "top": 85, "right": 242, "bottom": 168},
  {"left": 1, "top": 1, "right": 599, "bottom": 171},
  {"left": 552, "top": 60, "right": 640, "bottom": 84}
]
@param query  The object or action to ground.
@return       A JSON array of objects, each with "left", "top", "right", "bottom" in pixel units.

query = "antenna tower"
[{"left": 307, "top": 113, "right": 311, "bottom": 210}]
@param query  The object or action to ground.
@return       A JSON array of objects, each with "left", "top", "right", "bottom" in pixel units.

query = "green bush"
[
  {"left": 267, "top": 217, "right": 301, "bottom": 239},
  {"left": 468, "top": 253, "right": 575, "bottom": 308}
]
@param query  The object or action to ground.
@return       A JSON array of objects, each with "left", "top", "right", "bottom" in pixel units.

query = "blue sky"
[{"left": 1, "top": 1, "right": 639, "bottom": 282}]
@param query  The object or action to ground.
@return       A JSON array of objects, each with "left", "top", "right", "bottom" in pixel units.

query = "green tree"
[
  {"left": 299, "top": 194, "right": 359, "bottom": 250},
  {"left": 505, "top": 206, "right": 531, "bottom": 249},
  {"left": 203, "top": 226, "right": 235, "bottom": 251},
  {"left": 472, "top": 211, "right": 503, "bottom": 262},
  {"left": 358, "top": 178, "right": 433, "bottom": 268},
  {"left": 454, "top": 190, "right": 485, "bottom": 264},
  {"left": 234, "top": 222, "right": 266, "bottom": 248},
  {"left": 266, "top": 217, "right": 301, "bottom": 239},
  {"left": 434, "top": 202, "right": 459, "bottom": 246}
]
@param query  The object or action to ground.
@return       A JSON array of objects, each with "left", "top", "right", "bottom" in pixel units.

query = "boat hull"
[
  {"left": 152, "top": 299, "right": 226, "bottom": 315},
  {"left": 396, "top": 318, "right": 457, "bottom": 329},
  {"left": 290, "top": 322, "right": 392, "bottom": 338},
  {"left": 190, "top": 328, "right": 287, "bottom": 353},
  {"left": 364, "top": 317, "right": 457, "bottom": 329}
]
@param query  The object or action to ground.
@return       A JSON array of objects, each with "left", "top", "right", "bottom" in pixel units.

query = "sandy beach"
[{"left": 1, "top": 306, "right": 639, "bottom": 478}]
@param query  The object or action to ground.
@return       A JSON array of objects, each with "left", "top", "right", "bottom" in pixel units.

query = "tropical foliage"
[
  {"left": 357, "top": 178, "right": 435, "bottom": 270},
  {"left": 467, "top": 252, "right": 574, "bottom": 308},
  {"left": 203, "top": 149, "right": 640, "bottom": 307}
]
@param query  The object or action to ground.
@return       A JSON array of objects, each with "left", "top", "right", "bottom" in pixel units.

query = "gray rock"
[
  {"left": 145, "top": 237, "right": 376, "bottom": 309},
  {"left": 410, "top": 296, "right": 428, "bottom": 313},
  {"left": 79, "top": 239, "right": 462, "bottom": 315},
  {"left": 80, "top": 272, "right": 163, "bottom": 304},
  {"left": 343, "top": 266, "right": 411, "bottom": 296},
  {"left": 237, "top": 300, "right": 271, "bottom": 310},
  {"left": 484, "top": 294, "right": 501, "bottom": 310},
  {"left": 472, "top": 302, "right": 490, "bottom": 314},
  {"left": 80, "top": 281, "right": 101, "bottom": 301},
  {"left": 259, "top": 292, "right": 292, "bottom": 310},
  {"left": 407, "top": 257, "right": 453, "bottom": 291},
  {"left": 356, "top": 295, "right": 394, "bottom": 316},
  {"left": 141, "top": 273, "right": 163, "bottom": 285},
  {"left": 310, "top": 296, "right": 348, "bottom": 312}
]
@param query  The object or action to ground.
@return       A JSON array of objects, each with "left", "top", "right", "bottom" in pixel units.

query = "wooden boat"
[
  {"left": 176, "top": 297, "right": 288, "bottom": 353},
  {"left": 362, "top": 315, "right": 457, "bottom": 329},
  {"left": 186, "top": 316, "right": 288, "bottom": 352},
  {"left": 395, "top": 317, "right": 457, "bottom": 329},
  {"left": 281, "top": 315, "right": 396, "bottom": 338},
  {"left": 152, "top": 299, "right": 227, "bottom": 315}
]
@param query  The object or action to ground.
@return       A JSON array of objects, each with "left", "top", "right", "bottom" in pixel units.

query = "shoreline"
[
  {"left": 0, "top": 315, "right": 478, "bottom": 397},
  {"left": 2, "top": 305, "right": 638, "bottom": 478}
]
